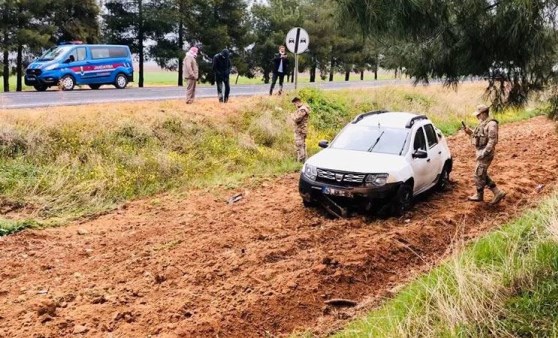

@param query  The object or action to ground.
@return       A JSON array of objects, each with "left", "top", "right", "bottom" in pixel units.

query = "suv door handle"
[
  {"left": 438, "top": 151, "right": 442, "bottom": 154},
  {"left": 427, "top": 159, "right": 431, "bottom": 162}
]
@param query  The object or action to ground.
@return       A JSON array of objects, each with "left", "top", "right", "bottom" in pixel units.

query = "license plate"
[
  {"left": 322, "top": 186, "right": 353, "bottom": 198},
  {"left": 26, "top": 76, "right": 36, "bottom": 81}
]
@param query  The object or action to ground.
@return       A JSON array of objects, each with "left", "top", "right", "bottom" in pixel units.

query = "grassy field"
[
  {"left": 0, "top": 83, "right": 546, "bottom": 234},
  {"left": 1, "top": 70, "right": 397, "bottom": 91},
  {"left": 333, "top": 190, "right": 558, "bottom": 337}
]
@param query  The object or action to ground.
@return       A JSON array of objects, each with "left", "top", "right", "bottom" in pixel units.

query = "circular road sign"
[{"left": 285, "top": 27, "right": 310, "bottom": 54}]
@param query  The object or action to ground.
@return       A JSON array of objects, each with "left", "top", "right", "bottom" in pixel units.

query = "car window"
[
  {"left": 76, "top": 47, "right": 87, "bottom": 61},
  {"left": 414, "top": 127, "right": 427, "bottom": 151},
  {"left": 330, "top": 125, "right": 409, "bottom": 155},
  {"left": 424, "top": 124, "right": 438, "bottom": 148}
]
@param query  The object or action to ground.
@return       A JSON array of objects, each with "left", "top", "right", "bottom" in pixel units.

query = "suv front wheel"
[{"left": 392, "top": 183, "right": 413, "bottom": 216}]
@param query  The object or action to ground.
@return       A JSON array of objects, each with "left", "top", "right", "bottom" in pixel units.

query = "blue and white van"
[{"left": 25, "top": 42, "right": 134, "bottom": 91}]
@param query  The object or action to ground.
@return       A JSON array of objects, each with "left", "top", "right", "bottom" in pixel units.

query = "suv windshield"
[
  {"left": 330, "top": 125, "right": 410, "bottom": 155},
  {"left": 38, "top": 46, "right": 74, "bottom": 61}
]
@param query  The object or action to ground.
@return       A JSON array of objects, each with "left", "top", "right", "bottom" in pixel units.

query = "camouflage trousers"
[
  {"left": 474, "top": 151, "right": 496, "bottom": 190},
  {"left": 295, "top": 132, "right": 307, "bottom": 162}
]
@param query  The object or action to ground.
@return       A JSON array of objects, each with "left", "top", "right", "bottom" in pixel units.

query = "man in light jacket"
[{"left": 184, "top": 46, "right": 199, "bottom": 104}]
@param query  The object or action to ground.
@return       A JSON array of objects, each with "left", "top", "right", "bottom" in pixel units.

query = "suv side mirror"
[
  {"left": 318, "top": 140, "right": 329, "bottom": 149},
  {"left": 412, "top": 149, "right": 428, "bottom": 159}
]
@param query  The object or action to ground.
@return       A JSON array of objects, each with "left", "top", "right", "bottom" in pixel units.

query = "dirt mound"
[{"left": 0, "top": 116, "right": 556, "bottom": 337}]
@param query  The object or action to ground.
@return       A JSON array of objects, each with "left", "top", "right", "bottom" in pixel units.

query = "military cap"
[{"left": 472, "top": 104, "right": 490, "bottom": 116}]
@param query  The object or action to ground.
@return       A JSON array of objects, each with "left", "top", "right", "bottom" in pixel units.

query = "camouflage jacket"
[
  {"left": 472, "top": 118, "right": 498, "bottom": 155},
  {"left": 293, "top": 105, "right": 310, "bottom": 135}
]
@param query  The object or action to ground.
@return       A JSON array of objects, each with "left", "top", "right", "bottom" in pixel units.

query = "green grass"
[
  {"left": 0, "top": 84, "right": 546, "bottom": 234},
  {"left": 141, "top": 70, "right": 396, "bottom": 87},
  {"left": 332, "top": 191, "right": 558, "bottom": 338},
  {"left": 1, "top": 70, "right": 397, "bottom": 92}
]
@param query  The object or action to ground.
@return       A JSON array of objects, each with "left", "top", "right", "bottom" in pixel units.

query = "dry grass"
[
  {"left": 0, "top": 82, "right": 545, "bottom": 233},
  {"left": 334, "top": 192, "right": 558, "bottom": 338}
]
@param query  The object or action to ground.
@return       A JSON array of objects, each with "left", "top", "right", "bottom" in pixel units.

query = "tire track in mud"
[{"left": 0, "top": 116, "right": 557, "bottom": 337}]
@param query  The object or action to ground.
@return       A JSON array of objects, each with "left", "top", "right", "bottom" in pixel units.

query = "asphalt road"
[{"left": 0, "top": 79, "right": 409, "bottom": 109}]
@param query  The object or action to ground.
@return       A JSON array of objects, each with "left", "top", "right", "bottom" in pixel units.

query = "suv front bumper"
[{"left": 299, "top": 174, "right": 402, "bottom": 204}]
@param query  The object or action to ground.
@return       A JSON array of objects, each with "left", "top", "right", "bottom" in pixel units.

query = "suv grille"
[
  {"left": 26, "top": 69, "right": 42, "bottom": 76},
  {"left": 316, "top": 169, "right": 366, "bottom": 187}
]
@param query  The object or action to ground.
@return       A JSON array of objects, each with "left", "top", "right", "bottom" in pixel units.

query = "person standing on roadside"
[
  {"left": 212, "top": 49, "right": 231, "bottom": 103},
  {"left": 291, "top": 97, "right": 310, "bottom": 162},
  {"left": 462, "top": 104, "right": 506, "bottom": 205},
  {"left": 184, "top": 46, "right": 199, "bottom": 104},
  {"left": 269, "top": 45, "right": 289, "bottom": 96}
]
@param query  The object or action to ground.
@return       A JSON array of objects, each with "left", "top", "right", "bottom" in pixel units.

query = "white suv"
[{"left": 299, "top": 111, "right": 453, "bottom": 216}]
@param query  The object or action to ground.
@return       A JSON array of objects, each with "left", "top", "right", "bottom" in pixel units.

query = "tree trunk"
[
  {"left": 345, "top": 69, "right": 350, "bottom": 81},
  {"left": 16, "top": 44, "right": 22, "bottom": 91},
  {"left": 374, "top": 54, "right": 379, "bottom": 80},
  {"left": 3, "top": 49, "right": 9, "bottom": 92},
  {"left": 263, "top": 68, "right": 270, "bottom": 84},
  {"left": 138, "top": 0, "right": 144, "bottom": 88},
  {"left": 394, "top": 68, "right": 398, "bottom": 79},
  {"left": 310, "top": 64, "right": 316, "bottom": 82},
  {"left": 360, "top": 69, "right": 364, "bottom": 81},
  {"left": 329, "top": 57, "right": 334, "bottom": 82},
  {"left": 309, "top": 55, "right": 316, "bottom": 82},
  {"left": 235, "top": 73, "right": 240, "bottom": 85},
  {"left": 177, "top": 14, "right": 184, "bottom": 86}
]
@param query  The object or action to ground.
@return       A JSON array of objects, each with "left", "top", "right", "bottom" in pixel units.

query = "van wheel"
[
  {"left": 89, "top": 84, "right": 101, "bottom": 90},
  {"left": 114, "top": 73, "right": 128, "bottom": 89},
  {"left": 59, "top": 75, "right": 75, "bottom": 91},
  {"left": 436, "top": 164, "right": 451, "bottom": 192},
  {"left": 34, "top": 84, "right": 48, "bottom": 92},
  {"left": 392, "top": 183, "right": 413, "bottom": 217}
]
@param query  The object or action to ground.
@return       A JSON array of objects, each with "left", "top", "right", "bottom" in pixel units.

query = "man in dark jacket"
[
  {"left": 212, "top": 49, "right": 232, "bottom": 103},
  {"left": 269, "top": 45, "right": 289, "bottom": 96}
]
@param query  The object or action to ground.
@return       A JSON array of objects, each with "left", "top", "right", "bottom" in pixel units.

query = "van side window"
[
  {"left": 109, "top": 47, "right": 128, "bottom": 58},
  {"left": 424, "top": 124, "right": 439, "bottom": 148},
  {"left": 414, "top": 127, "right": 427, "bottom": 151},
  {"left": 91, "top": 47, "right": 110, "bottom": 59},
  {"left": 76, "top": 47, "right": 87, "bottom": 61}
]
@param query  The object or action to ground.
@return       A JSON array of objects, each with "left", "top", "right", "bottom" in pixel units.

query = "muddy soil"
[{"left": 0, "top": 116, "right": 557, "bottom": 338}]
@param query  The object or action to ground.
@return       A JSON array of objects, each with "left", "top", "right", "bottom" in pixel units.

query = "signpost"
[{"left": 285, "top": 27, "right": 309, "bottom": 89}]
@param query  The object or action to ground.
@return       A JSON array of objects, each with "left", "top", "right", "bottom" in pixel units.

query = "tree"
[
  {"left": 103, "top": 0, "right": 159, "bottom": 87},
  {"left": 336, "top": 0, "right": 558, "bottom": 108},
  {"left": 250, "top": 0, "right": 303, "bottom": 84},
  {"left": 149, "top": 0, "right": 250, "bottom": 85}
]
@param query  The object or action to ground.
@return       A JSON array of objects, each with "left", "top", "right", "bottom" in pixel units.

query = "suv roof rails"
[
  {"left": 406, "top": 115, "right": 428, "bottom": 128},
  {"left": 352, "top": 110, "right": 388, "bottom": 124}
]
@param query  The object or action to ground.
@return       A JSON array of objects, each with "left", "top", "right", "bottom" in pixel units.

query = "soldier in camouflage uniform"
[
  {"left": 291, "top": 97, "right": 310, "bottom": 162},
  {"left": 463, "top": 104, "right": 506, "bottom": 205}
]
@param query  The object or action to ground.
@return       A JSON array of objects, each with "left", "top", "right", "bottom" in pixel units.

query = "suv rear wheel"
[{"left": 436, "top": 164, "right": 451, "bottom": 191}]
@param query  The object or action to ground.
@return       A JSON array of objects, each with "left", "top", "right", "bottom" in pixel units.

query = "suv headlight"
[
  {"left": 302, "top": 163, "right": 317, "bottom": 181},
  {"left": 365, "top": 173, "right": 389, "bottom": 187},
  {"left": 43, "top": 63, "right": 59, "bottom": 71}
]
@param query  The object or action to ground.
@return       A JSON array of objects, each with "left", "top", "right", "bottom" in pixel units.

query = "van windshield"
[
  {"left": 38, "top": 46, "right": 74, "bottom": 61},
  {"left": 330, "top": 125, "right": 410, "bottom": 155}
]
